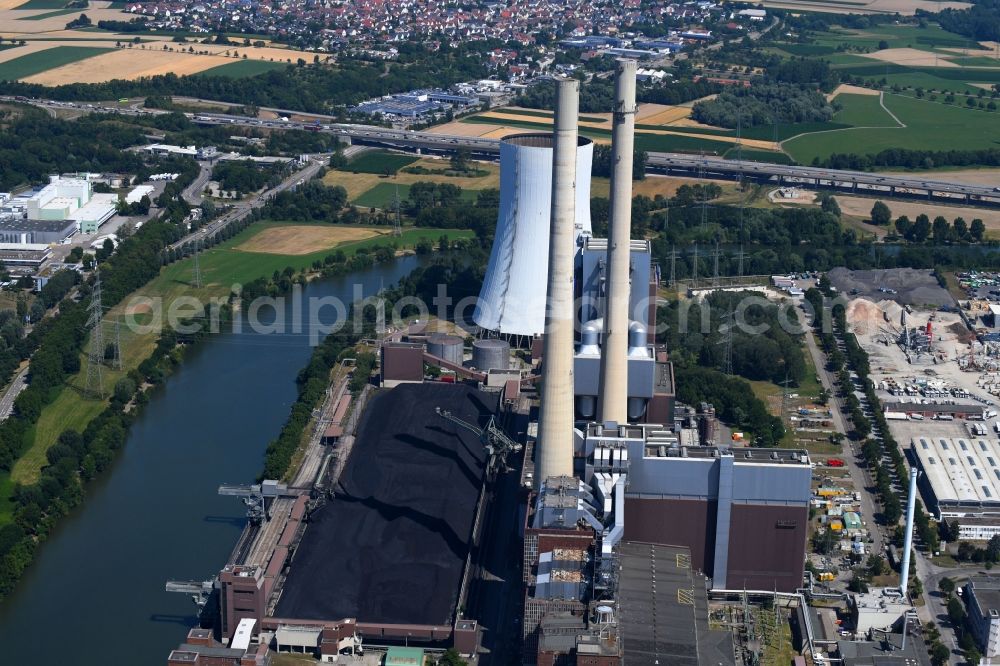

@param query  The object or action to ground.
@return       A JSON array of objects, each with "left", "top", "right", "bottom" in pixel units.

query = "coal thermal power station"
[{"left": 512, "top": 63, "right": 811, "bottom": 666}]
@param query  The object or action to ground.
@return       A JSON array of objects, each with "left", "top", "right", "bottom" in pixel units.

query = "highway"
[{"left": 7, "top": 95, "right": 1000, "bottom": 209}]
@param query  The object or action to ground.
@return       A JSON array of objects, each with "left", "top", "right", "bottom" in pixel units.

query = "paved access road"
[
  {"left": 168, "top": 158, "right": 326, "bottom": 252},
  {"left": 0, "top": 365, "right": 29, "bottom": 421}
]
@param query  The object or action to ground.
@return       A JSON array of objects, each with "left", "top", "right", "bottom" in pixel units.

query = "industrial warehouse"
[{"left": 167, "top": 62, "right": 815, "bottom": 666}]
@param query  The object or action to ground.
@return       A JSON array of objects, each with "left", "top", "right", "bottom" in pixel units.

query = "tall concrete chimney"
[
  {"left": 597, "top": 59, "right": 637, "bottom": 424},
  {"left": 900, "top": 468, "right": 918, "bottom": 597},
  {"left": 536, "top": 78, "right": 579, "bottom": 488}
]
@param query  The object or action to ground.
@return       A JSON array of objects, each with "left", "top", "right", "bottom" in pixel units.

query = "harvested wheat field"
[
  {"left": 827, "top": 83, "right": 881, "bottom": 101},
  {"left": 861, "top": 47, "right": 959, "bottom": 67},
  {"left": 1, "top": 7, "right": 133, "bottom": 33},
  {"left": 834, "top": 194, "right": 1000, "bottom": 232},
  {"left": 323, "top": 157, "right": 501, "bottom": 200},
  {"left": 24, "top": 47, "right": 232, "bottom": 84},
  {"left": 237, "top": 225, "right": 386, "bottom": 256},
  {"left": 639, "top": 106, "right": 692, "bottom": 126}
]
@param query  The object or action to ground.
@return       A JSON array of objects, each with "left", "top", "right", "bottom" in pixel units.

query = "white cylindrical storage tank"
[
  {"left": 474, "top": 133, "right": 594, "bottom": 337},
  {"left": 472, "top": 338, "right": 510, "bottom": 371},
  {"left": 426, "top": 333, "right": 464, "bottom": 365}
]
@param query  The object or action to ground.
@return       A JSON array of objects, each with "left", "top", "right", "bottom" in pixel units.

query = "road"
[
  {"left": 168, "top": 158, "right": 326, "bottom": 252},
  {"left": 913, "top": 554, "right": 979, "bottom": 665},
  {"left": 801, "top": 304, "right": 885, "bottom": 553},
  {"left": 6, "top": 96, "right": 1000, "bottom": 209},
  {"left": 0, "top": 365, "right": 29, "bottom": 421},
  {"left": 181, "top": 162, "right": 213, "bottom": 207}
]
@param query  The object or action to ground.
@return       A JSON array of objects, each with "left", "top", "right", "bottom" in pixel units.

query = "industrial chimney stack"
[
  {"left": 900, "top": 468, "right": 918, "bottom": 598},
  {"left": 597, "top": 59, "right": 638, "bottom": 423},
  {"left": 536, "top": 78, "right": 580, "bottom": 487}
]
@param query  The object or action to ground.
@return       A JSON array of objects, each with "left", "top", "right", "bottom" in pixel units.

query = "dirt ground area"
[
  {"left": 236, "top": 225, "right": 386, "bottom": 255},
  {"left": 426, "top": 121, "right": 501, "bottom": 137},
  {"left": 860, "top": 47, "right": 960, "bottom": 68},
  {"left": 828, "top": 267, "right": 954, "bottom": 307},
  {"left": 827, "top": 83, "right": 881, "bottom": 101},
  {"left": 760, "top": 0, "right": 969, "bottom": 15},
  {"left": 833, "top": 194, "right": 1000, "bottom": 233}
]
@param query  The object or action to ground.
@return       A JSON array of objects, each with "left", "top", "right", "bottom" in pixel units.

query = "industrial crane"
[
  {"left": 218, "top": 484, "right": 267, "bottom": 524},
  {"left": 434, "top": 407, "right": 522, "bottom": 476},
  {"left": 164, "top": 579, "right": 215, "bottom": 609}
]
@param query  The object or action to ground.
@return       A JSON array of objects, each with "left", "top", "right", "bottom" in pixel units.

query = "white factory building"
[
  {"left": 23, "top": 175, "right": 116, "bottom": 235},
  {"left": 912, "top": 436, "right": 1000, "bottom": 538}
]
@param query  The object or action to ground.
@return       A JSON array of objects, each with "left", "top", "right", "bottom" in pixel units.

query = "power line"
[
  {"left": 112, "top": 317, "right": 123, "bottom": 371},
  {"left": 691, "top": 243, "right": 699, "bottom": 286},
  {"left": 668, "top": 244, "right": 678, "bottom": 287},
  {"left": 85, "top": 271, "right": 105, "bottom": 399},
  {"left": 192, "top": 243, "right": 203, "bottom": 289}
]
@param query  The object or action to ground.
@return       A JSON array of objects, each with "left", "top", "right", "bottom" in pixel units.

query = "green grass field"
[
  {"left": 196, "top": 59, "right": 289, "bottom": 78},
  {"left": 784, "top": 92, "right": 1000, "bottom": 163},
  {"left": 343, "top": 150, "right": 420, "bottom": 175},
  {"left": 16, "top": 7, "right": 78, "bottom": 20},
  {"left": 808, "top": 23, "right": 983, "bottom": 52},
  {"left": 14, "top": 0, "right": 71, "bottom": 8},
  {"left": 353, "top": 182, "right": 480, "bottom": 209},
  {"left": 0, "top": 46, "right": 113, "bottom": 81},
  {"left": 828, "top": 93, "right": 897, "bottom": 127}
]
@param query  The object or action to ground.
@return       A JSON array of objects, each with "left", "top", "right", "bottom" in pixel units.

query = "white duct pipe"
[
  {"left": 900, "top": 468, "right": 918, "bottom": 597},
  {"left": 597, "top": 59, "right": 637, "bottom": 424},
  {"left": 536, "top": 78, "right": 579, "bottom": 489}
]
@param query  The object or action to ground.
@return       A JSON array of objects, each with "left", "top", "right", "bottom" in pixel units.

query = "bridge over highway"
[
  {"left": 187, "top": 112, "right": 1000, "bottom": 208},
  {"left": 7, "top": 96, "right": 1000, "bottom": 209}
]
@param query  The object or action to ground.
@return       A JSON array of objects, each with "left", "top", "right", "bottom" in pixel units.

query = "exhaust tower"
[
  {"left": 536, "top": 78, "right": 580, "bottom": 487},
  {"left": 597, "top": 59, "right": 638, "bottom": 423}
]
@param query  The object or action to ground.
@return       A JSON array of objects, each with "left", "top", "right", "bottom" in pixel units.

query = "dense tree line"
[
  {"left": 691, "top": 83, "right": 834, "bottom": 128},
  {"left": 933, "top": 0, "right": 1000, "bottom": 41},
  {"left": 816, "top": 147, "right": 1000, "bottom": 170},
  {"left": 673, "top": 365, "right": 785, "bottom": 446},
  {"left": 0, "top": 109, "right": 147, "bottom": 190},
  {"left": 658, "top": 290, "right": 807, "bottom": 386},
  {"left": 592, "top": 143, "right": 648, "bottom": 181},
  {"left": 212, "top": 160, "right": 281, "bottom": 194},
  {"left": 261, "top": 181, "right": 348, "bottom": 222},
  {"left": 517, "top": 78, "right": 721, "bottom": 113},
  {"left": 768, "top": 58, "right": 838, "bottom": 89}
]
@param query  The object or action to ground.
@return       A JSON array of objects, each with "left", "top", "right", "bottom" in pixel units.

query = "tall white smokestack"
[
  {"left": 536, "top": 78, "right": 579, "bottom": 488},
  {"left": 597, "top": 59, "right": 637, "bottom": 424},
  {"left": 900, "top": 468, "right": 918, "bottom": 597}
]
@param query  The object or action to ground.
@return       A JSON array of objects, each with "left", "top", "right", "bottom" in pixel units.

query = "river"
[{"left": 0, "top": 257, "right": 423, "bottom": 666}]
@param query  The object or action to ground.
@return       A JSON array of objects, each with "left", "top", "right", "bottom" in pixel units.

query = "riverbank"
[
  {"left": 0, "top": 256, "right": 429, "bottom": 664},
  {"left": 0, "top": 217, "right": 472, "bottom": 602}
]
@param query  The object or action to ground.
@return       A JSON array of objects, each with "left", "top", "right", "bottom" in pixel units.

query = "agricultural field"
[
  {"left": 783, "top": 92, "right": 999, "bottom": 163},
  {"left": 325, "top": 155, "right": 501, "bottom": 205},
  {"left": 343, "top": 150, "right": 420, "bottom": 175},
  {"left": 759, "top": 0, "right": 970, "bottom": 16},
  {"left": 195, "top": 58, "right": 288, "bottom": 78},
  {"left": 353, "top": 182, "right": 479, "bottom": 209},
  {"left": 0, "top": 45, "right": 111, "bottom": 80},
  {"left": 445, "top": 105, "right": 788, "bottom": 159},
  {"left": 235, "top": 224, "right": 385, "bottom": 255}
]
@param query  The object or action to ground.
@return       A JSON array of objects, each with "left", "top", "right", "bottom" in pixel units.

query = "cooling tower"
[{"left": 473, "top": 134, "right": 594, "bottom": 338}]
